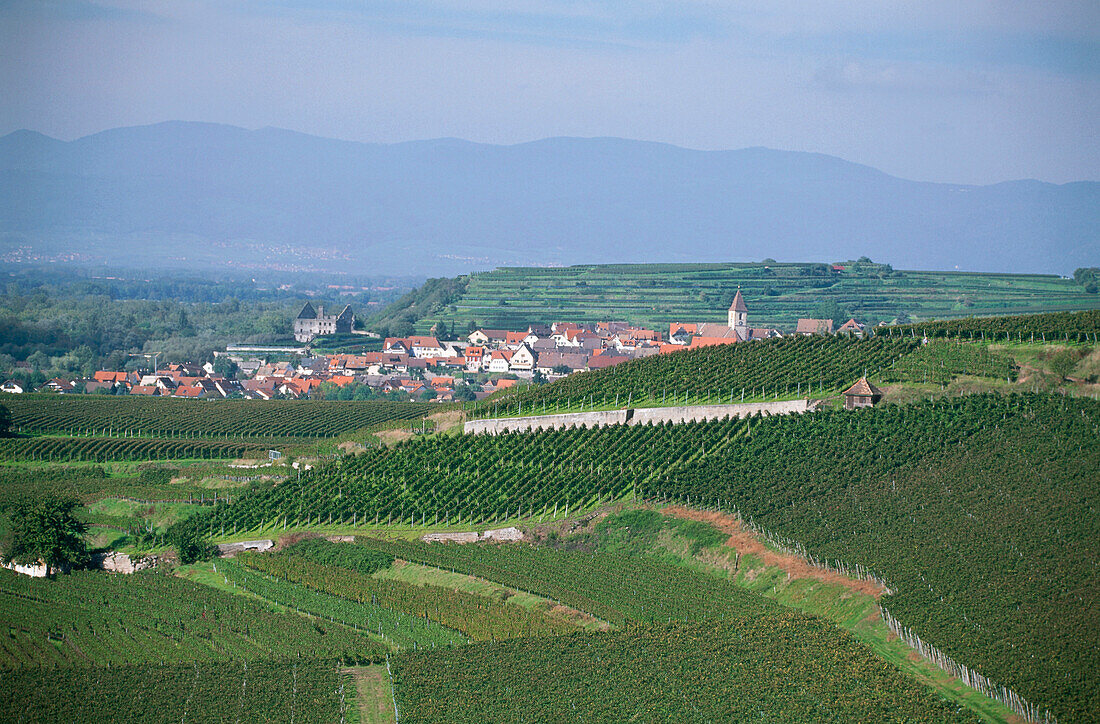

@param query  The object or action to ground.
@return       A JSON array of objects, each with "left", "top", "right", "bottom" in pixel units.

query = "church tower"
[{"left": 728, "top": 288, "right": 748, "bottom": 338}]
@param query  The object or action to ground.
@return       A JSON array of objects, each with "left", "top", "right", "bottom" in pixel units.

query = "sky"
[{"left": 1, "top": 0, "right": 1097, "bottom": 185}]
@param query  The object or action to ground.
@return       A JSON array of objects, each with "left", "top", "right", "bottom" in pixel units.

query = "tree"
[
  {"left": 213, "top": 356, "right": 238, "bottom": 379},
  {"left": 1073, "top": 267, "right": 1099, "bottom": 286},
  {"left": 0, "top": 403, "right": 10, "bottom": 437},
  {"left": 1048, "top": 349, "right": 1077, "bottom": 381},
  {"left": 166, "top": 524, "right": 216, "bottom": 564},
  {"left": 2, "top": 495, "right": 88, "bottom": 575},
  {"left": 811, "top": 301, "right": 852, "bottom": 328}
]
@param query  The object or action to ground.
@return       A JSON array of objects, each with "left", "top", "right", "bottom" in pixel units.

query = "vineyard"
[
  {"left": 216, "top": 559, "right": 468, "bottom": 650},
  {"left": 404, "top": 262, "right": 1100, "bottom": 334},
  {"left": 172, "top": 392, "right": 1099, "bottom": 722},
  {"left": 885, "top": 309, "right": 1100, "bottom": 341},
  {"left": 335, "top": 537, "right": 776, "bottom": 629},
  {"left": 178, "top": 415, "right": 753, "bottom": 535},
  {"left": 469, "top": 335, "right": 922, "bottom": 417},
  {"left": 650, "top": 393, "right": 1099, "bottom": 723},
  {"left": 232, "top": 541, "right": 582, "bottom": 642},
  {"left": 0, "top": 436, "right": 267, "bottom": 463},
  {"left": 393, "top": 620, "right": 979, "bottom": 723},
  {"left": 875, "top": 339, "right": 1018, "bottom": 385},
  {"left": 4, "top": 396, "right": 433, "bottom": 439},
  {"left": 0, "top": 659, "right": 349, "bottom": 724},
  {"left": 0, "top": 568, "right": 386, "bottom": 668}
]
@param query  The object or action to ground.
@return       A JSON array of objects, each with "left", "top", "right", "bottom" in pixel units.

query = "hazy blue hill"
[{"left": 0, "top": 121, "right": 1096, "bottom": 275}]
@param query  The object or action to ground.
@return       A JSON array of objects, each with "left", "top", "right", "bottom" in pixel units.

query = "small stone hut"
[{"left": 842, "top": 377, "right": 884, "bottom": 409}]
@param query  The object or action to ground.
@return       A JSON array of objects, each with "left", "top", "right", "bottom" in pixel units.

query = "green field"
[
  {"left": 406, "top": 261, "right": 1100, "bottom": 333},
  {"left": 394, "top": 621, "right": 978, "bottom": 723},
  {"left": 175, "top": 392, "right": 1095, "bottom": 722},
  {"left": 0, "top": 659, "right": 351, "bottom": 724},
  {"left": 4, "top": 395, "right": 433, "bottom": 440}
]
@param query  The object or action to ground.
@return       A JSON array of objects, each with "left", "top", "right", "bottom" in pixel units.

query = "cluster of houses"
[{"left": 1, "top": 291, "right": 872, "bottom": 400}]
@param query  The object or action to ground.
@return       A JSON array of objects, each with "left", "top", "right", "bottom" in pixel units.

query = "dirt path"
[
  {"left": 662, "top": 506, "right": 888, "bottom": 599},
  {"left": 342, "top": 665, "right": 396, "bottom": 724}
]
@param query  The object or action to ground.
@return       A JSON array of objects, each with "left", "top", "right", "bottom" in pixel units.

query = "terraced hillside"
[
  {"left": 409, "top": 262, "right": 1100, "bottom": 333},
  {"left": 176, "top": 392, "right": 1098, "bottom": 722}
]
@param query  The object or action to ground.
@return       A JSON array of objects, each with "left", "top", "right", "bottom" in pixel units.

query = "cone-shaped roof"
[
  {"left": 843, "top": 377, "right": 884, "bottom": 397},
  {"left": 729, "top": 289, "right": 748, "bottom": 313}
]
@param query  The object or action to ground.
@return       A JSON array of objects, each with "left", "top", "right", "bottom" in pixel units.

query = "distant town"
[{"left": 1, "top": 294, "right": 869, "bottom": 401}]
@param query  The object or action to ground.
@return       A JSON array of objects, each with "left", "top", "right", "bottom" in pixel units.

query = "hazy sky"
[{"left": 1, "top": 0, "right": 1097, "bottom": 184}]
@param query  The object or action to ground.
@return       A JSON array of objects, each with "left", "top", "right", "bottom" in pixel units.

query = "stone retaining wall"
[{"left": 464, "top": 399, "right": 815, "bottom": 435}]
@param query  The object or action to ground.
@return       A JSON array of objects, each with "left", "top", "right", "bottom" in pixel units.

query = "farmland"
[
  {"left": 0, "top": 659, "right": 350, "bottom": 724},
  {"left": 402, "top": 262, "right": 1100, "bottom": 333},
  {"left": 173, "top": 392, "right": 1098, "bottom": 722},
  {"left": 4, "top": 396, "right": 433, "bottom": 440},
  {"left": 393, "top": 621, "right": 979, "bottom": 723},
  {"left": 0, "top": 568, "right": 386, "bottom": 667},
  {"left": 1, "top": 306, "right": 1097, "bottom": 722}
]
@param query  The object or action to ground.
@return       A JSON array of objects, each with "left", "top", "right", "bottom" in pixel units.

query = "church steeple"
[{"left": 728, "top": 288, "right": 748, "bottom": 335}]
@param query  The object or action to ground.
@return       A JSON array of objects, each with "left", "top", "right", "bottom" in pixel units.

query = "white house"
[
  {"left": 408, "top": 336, "right": 445, "bottom": 359},
  {"left": 1, "top": 380, "right": 25, "bottom": 394},
  {"left": 508, "top": 344, "right": 536, "bottom": 372},
  {"left": 488, "top": 350, "right": 513, "bottom": 373}
]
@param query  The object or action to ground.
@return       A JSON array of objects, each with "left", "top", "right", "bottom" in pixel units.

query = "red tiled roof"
[
  {"left": 687, "top": 337, "right": 738, "bottom": 350},
  {"left": 843, "top": 377, "right": 883, "bottom": 397}
]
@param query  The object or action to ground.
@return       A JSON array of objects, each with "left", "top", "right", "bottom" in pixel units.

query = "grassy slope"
[{"left": 415, "top": 262, "right": 1100, "bottom": 333}]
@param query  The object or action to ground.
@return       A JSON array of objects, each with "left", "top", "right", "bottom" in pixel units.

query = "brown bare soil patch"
[
  {"left": 427, "top": 410, "right": 464, "bottom": 433},
  {"left": 663, "top": 506, "right": 888, "bottom": 599},
  {"left": 275, "top": 531, "right": 321, "bottom": 550},
  {"left": 374, "top": 429, "right": 413, "bottom": 445}
]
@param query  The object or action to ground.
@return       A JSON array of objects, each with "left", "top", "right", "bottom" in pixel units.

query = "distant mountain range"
[{"left": 0, "top": 121, "right": 1096, "bottom": 276}]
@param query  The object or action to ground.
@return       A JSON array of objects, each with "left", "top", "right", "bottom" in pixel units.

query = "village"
[{"left": 1, "top": 293, "right": 869, "bottom": 401}]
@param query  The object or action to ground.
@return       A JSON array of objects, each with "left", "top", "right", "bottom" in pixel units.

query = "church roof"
[
  {"left": 296, "top": 302, "right": 317, "bottom": 320},
  {"left": 842, "top": 377, "right": 884, "bottom": 397},
  {"left": 729, "top": 289, "right": 748, "bottom": 312}
]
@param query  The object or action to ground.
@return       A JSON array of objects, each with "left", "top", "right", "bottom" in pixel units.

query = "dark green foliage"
[
  {"left": 0, "top": 403, "right": 10, "bottom": 437},
  {"left": 887, "top": 309, "right": 1100, "bottom": 341},
  {"left": 166, "top": 524, "right": 215, "bottom": 564},
  {"left": 5, "top": 395, "right": 433, "bottom": 439},
  {"left": 1, "top": 493, "right": 88, "bottom": 572},
  {"left": 179, "top": 415, "right": 753, "bottom": 535},
  {"left": 367, "top": 276, "right": 470, "bottom": 337},
  {"left": 672, "top": 394, "right": 1099, "bottom": 723},
  {"left": 191, "top": 392, "right": 1097, "bottom": 721},
  {"left": 0, "top": 436, "right": 266, "bottom": 463},
  {"left": 0, "top": 659, "right": 346, "bottom": 724},
  {"left": 284, "top": 537, "right": 394, "bottom": 575},
  {"left": 394, "top": 621, "right": 978, "bottom": 723},
  {"left": 0, "top": 568, "right": 386, "bottom": 667}
]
